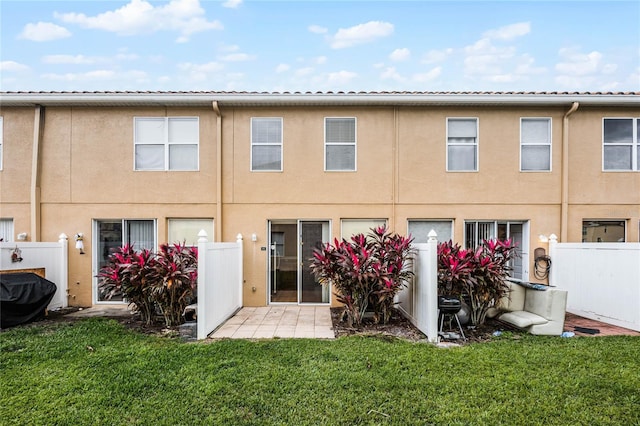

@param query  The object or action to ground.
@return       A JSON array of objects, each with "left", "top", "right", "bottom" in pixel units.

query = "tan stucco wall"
[{"left": 1, "top": 101, "right": 638, "bottom": 307}]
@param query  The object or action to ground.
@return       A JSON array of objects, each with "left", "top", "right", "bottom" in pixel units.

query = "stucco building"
[{"left": 1, "top": 91, "right": 639, "bottom": 308}]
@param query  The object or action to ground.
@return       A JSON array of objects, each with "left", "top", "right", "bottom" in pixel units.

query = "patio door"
[
  {"left": 93, "top": 219, "right": 156, "bottom": 303},
  {"left": 268, "top": 220, "right": 330, "bottom": 304}
]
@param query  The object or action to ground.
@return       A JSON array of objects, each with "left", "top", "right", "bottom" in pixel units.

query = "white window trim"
[
  {"left": 250, "top": 117, "right": 283, "bottom": 172},
  {"left": 520, "top": 117, "right": 552, "bottom": 172},
  {"left": 133, "top": 117, "right": 200, "bottom": 171},
  {"left": 446, "top": 117, "right": 479, "bottom": 172},
  {"left": 324, "top": 117, "right": 357, "bottom": 172},
  {"left": 602, "top": 117, "right": 639, "bottom": 172}
]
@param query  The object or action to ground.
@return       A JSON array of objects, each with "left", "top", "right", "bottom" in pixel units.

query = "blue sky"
[{"left": 1, "top": 0, "right": 639, "bottom": 92}]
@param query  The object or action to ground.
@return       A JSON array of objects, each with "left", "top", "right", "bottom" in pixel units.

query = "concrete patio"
[{"left": 210, "top": 306, "right": 335, "bottom": 339}]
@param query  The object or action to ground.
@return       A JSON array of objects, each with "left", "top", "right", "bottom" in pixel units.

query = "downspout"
[
  {"left": 30, "top": 105, "right": 44, "bottom": 241},
  {"left": 392, "top": 107, "right": 399, "bottom": 232},
  {"left": 213, "top": 101, "right": 222, "bottom": 242},
  {"left": 560, "top": 102, "right": 579, "bottom": 242}
]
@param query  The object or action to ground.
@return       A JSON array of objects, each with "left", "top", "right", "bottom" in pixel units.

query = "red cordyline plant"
[
  {"left": 97, "top": 242, "right": 198, "bottom": 326},
  {"left": 145, "top": 243, "right": 198, "bottom": 327},
  {"left": 97, "top": 243, "right": 156, "bottom": 325},
  {"left": 310, "top": 226, "right": 414, "bottom": 327},
  {"left": 437, "top": 238, "right": 518, "bottom": 326}
]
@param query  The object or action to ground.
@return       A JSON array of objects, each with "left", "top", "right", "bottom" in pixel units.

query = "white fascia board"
[{"left": 1, "top": 92, "right": 639, "bottom": 107}]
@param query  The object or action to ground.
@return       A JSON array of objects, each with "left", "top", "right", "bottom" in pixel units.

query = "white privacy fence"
[
  {"left": 396, "top": 231, "right": 439, "bottom": 343},
  {"left": 196, "top": 232, "right": 244, "bottom": 340},
  {"left": 0, "top": 234, "right": 69, "bottom": 310},
  {"left": 549, "top": 237, "right": 640, "bottom": 332}
]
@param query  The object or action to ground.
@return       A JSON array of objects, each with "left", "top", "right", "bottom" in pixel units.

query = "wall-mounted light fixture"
[
  {"left": 17, "top": 232, "right": 28, "bottom": 241},
  {"left": 538, "top": 234, "right": 549, "bottom": 243},
  {"left": 251, "top": 233, "right": 258, "bottom": 242},
  {"left": 75, "top": 233, "right": 85, "bottom": 254}
]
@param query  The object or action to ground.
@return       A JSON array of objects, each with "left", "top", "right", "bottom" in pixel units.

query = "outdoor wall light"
[
  {"left": 538, "top": 234, "right": 549, "bottom": 243},
  {"left": 75, "top": 233, "right": 85, "bottom": 254},
  {"left": 16, "top": 232, "right": 28, "bottom": 241}
]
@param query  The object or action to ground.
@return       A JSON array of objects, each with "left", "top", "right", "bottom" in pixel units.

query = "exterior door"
[{"left": 268, "top": 220, "right": 330, "bottom": 304}]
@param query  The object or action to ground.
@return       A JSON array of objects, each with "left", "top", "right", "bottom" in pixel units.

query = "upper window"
[
  {"left": 447, "top": 118, "right": 478, "bottom": 171},
  {"left": 521, "top": 118, "right": 551, "bottom": 171},
  {"left": 134, "top": 117, "right": 199, "bottom": 171},
  {"left": 582, "top": 220, "right": 626, "bottom": 242},
  {"left": 251, "top": 118, "right": 282, "bottom": 171},
  {"left": 603, "top": 118, "right": 639, "bottom": 171},
  {"left": 325, "top": 118, "right": 356, "bottom": 171}
]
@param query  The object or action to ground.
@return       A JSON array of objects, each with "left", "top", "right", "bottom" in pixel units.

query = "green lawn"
[{"left": 1, "top": 319, "right": 638, "bottom": 425}]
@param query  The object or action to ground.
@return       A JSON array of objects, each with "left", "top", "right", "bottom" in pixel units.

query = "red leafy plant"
[
  {"left": 437, "top": 239, "right": 518, "bottom": 326},
  {"left": 98, "top": 243, "right": 198, "bottom": 326},
  {"left": 310, "top": 226, "right": 414, "bottom": 327}
]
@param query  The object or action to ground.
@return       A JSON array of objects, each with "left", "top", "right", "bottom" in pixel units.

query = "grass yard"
[{"left": 1, "top": 318, "right": 639, "bottom": 425}]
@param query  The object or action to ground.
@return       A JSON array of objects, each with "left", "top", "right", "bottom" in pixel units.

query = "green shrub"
[
  {"left": 310, "top": 226, "right": 414, "bottom": 327},
  {"left": 97, "top": 243, "right": 198, "bottom": 326}
]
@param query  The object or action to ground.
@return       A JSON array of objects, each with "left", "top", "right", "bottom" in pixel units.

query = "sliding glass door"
[
  {"left": 94, "top": 219, "right": 156, "bottom": 303},
  {"left": 268, "top": 220, "right": 330, "bottom": 304}
]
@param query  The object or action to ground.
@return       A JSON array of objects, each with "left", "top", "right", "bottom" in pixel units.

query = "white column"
[
  {"left": 425, "top": 230, "right": 439, "bottom": 343},
  {"left": 197, "top": 230, "right": 208, "bottom": 340},
  {"left": 58, "top": 233, "right": 69, "bottom": 308},
  {"left": 548, "top": 233, "right": 558, "bottom": 286}
]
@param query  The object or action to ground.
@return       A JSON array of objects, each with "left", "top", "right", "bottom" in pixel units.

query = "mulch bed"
[{"left": 330, "top": 307, "right": 521, "bottom": 344}]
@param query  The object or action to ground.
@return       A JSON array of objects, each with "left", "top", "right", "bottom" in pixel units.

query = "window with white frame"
[
  {"left": 0, "top": 116, "right": 3, "bottom": 170},
  {"left": 521, "top": 118, "right": 551, "bottom": 171},
  {"left": 447, "top": 118, "right": 478, "bottom": 171},
  {"left": 325, "top": 117, "right": 356, "bottom": 171},
  {"left": 603, "top": 118, "right": 639, "bottom": 171},
  {"left": 341, "top": 219, "right": 387, "bottom": 239},
  {"left": 168, "top": 219, "right": 214, "bottom": 246},
  {"left": 134, "top": 117, "right": 199, "bottom": 171},
  {"left": 408, "top": 220, "right": 453, "bottom": 243},
  {"left": 251, "top": 117, "right": 282, "bottom": 171},
  {"left": 464, "top": 220, "right": 528, "bottom": 281},
  {"left": 582, "top": 220, "right": 626, "bottom": 242},
  {"left": 0, "top": 218, "right": 14, "bottom": 242}
]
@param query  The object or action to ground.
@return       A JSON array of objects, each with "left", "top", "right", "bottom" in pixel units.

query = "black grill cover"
[{"left": 1, "top": 273, "right": 57, "bottom": 328}]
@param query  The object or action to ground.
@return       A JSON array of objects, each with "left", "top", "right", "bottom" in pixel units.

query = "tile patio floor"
[{"left": 210, "top": 306, "right": 335, "bottom": 339}]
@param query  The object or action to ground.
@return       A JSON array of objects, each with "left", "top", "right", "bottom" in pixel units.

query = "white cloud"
[
  {"left": 19, "top": 22, "right": 71, "bottom": 42},
  {"left": 222, "top": 0, "right": 242, "bottom": 8},
  {"left": 327, "top": 70, "right": 358, "bottom": 84},
  {"left": 177, "top": 61, "right": 225, "bottom": 82},
  {"left": 0, "top": 61, "right": 30, "bottom": 72},
  {"left": 380, "top": 66, "right": 405, "bottom": 82},
  {"left": 308, "top": 25, "right": 327, "bottom": 34},
  {"left": 276, "top": 64, "right": 290, "bottom": 73},
  {"left": 555, "top": 48, "right": 615, "bottom": 76},
  {"left": 330, "top": 21, "right": 394, "bottom": 49},
  {"left": 43, "top": 54, "right": 97, "bottom": 65},
  {"left": 54, "top": 0, "right": 222, "bottom": 43},
  {"left": 389, "top": 48, "right": 410, "bottom": 62},
  {"left": 295, "top": 67, "right": 315, "bottom": 77},
  {"left": 554, "top": 48, "right": 621, "bottom": 90},
  {"left": 219, "top": 53, "right": 255, "bottom": 62},
  {"left": 412, "top": 67, "right": 442, "bottom": 83},
  {"left": 41, "top": 69, "right": 148, "bottom": 83},
  {"left": 422, "top": 48, "right": 453, "bottom": 64},
  {"left": 314, "top": 56, "right": 327, "bottom": 65},
  {"left": 483, "top": 22, "right": 530, "bottom": 41}
]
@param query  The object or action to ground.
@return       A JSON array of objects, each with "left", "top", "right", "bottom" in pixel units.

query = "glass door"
[
  {"left": 268, "top": 220, "right": 330, "bottom": 304},
  {"left": 94, "top": 219, "right": 156, "bottom": 303}
]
